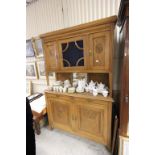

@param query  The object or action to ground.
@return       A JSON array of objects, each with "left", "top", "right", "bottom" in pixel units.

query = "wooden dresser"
[
  {"left": 40, "top": 16, "right": 117, "bottom": 150},
  {"left": 117, "top": 0, "right": 129, "bottom": 139}
]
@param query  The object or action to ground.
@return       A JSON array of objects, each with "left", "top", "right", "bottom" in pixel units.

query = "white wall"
[
  {"left": 61, "top": 0, "right": 120, "bottom": 27},
  {"left": 26, "top": 0, "right": 64, "bottom": 39},
  {"left": 26, "top": 0, "right": 120, "bottom": 39}
]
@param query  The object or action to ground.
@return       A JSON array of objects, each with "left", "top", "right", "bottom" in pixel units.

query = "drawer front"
[
  {"left": 45, "top": 93, "right": 75, "bottom": 102},
  {"left": 74, "top": 97, "right": 106, "bottom": 108}
]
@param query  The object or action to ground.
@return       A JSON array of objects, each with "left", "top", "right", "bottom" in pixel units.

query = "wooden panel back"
[
  {"left": 56, "top": 73, "right": 73, "bottom": 82},
  {"left": 87, "top": 73, "right": 109, "bottom": 87}
]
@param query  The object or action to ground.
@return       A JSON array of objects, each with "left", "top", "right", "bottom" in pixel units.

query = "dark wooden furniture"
[
  {"left": 32, "top": 108, "right": 46, "bottom": 135},
  {"left": 117, "top": 0, "right": 129, "bottom": 154},
  {"left": 28, "top": 94, "right": 47, "bottom": 135},
  {"left": 117, "top": 0, "right": 129, "bottom": 138}
]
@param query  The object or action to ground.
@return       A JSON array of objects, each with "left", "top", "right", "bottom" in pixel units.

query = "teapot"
[
  {"left": 97, "top": 82, "right": 105, "bottom": 89},
  {"left": 89, "top": 80, "right": 96, "bottom": 86},
  {"left": 87, "top": 80, "right": 96, "bottom": 93},
  {"left": 97, "top": 82, "right": 105, "bottom": 93}
]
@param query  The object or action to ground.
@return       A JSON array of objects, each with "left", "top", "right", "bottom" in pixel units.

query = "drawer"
[
  {"left": 74, "top": 97, "right": 106, "bottom": 107},
  {"left": 45, "top": 93, "right": 75, "bottom": 102}
]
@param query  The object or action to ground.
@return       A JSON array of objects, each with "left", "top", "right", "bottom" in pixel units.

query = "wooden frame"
[
  {"left": 26, "top": 39, "right": 35, "bottom": 57},
  {"left": 26, "top": 80, "right": 32, "bottom": 96},
  {"left": 32, "top": 37, "right": 44, "bottom": 57},
  {"left": 26, "top": 62, "right": 38, "bottom": 79},
  {"left": 58, "top": 36, "right": 88, "bottom": 71},
  {"left": 37, "top": 60, "right": 46, "bottom": 79},
  {"left": 118, "top": 136, "right": 129, "bottom": 155},
  {"left": 37, "top": 60, "right": 55, "bottom": 79}
]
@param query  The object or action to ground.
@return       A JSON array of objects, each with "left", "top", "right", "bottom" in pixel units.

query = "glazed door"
[
  {"left": 89, "top": 31, "right": 111, "bottom": 71},
  {"left": 75, "top": 100, "right": 106, "bottom": 143},
  {"left": 44, "top": 41, "right": 59, "bottom": 71},
  {"left": 51, "top": 99, "right": 73, "bottom": 131},
  {"left": 58, "top": 36, "right": 88, "bottom": 71}
]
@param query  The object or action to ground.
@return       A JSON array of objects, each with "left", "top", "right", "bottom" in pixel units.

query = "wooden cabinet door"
[
  {"left": 44, "top": 41, "right": 59, "bottom": 71},
  {"left": 75, "top": 100, "right": 107, "bottom": 144},
  {"left": 89, "top": 31, "right": 111, "bottom": 71},
  {"left": 51, "top": 99, "right": 73, "bottom": 131},
  {"left": 58, "top": 36, "right": 88, "bottom": 71}
]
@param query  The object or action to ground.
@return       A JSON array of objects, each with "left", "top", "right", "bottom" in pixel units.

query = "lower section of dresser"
[{"left": 45, "top": 92, "right": 112, "bottom": 149}]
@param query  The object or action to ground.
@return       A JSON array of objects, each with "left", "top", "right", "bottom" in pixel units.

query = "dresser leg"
[
  {"left": 48, "top": 124, "right": 53, "bottom": 130},
  {"left": 34, "top": 121, "right": 41, "bottom": 135}
]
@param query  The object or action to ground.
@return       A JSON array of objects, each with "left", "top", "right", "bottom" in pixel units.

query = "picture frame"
[
  {"left": 26, "top": 39, "right": 35, "bottom": 57},
  {"left": 33, "top": 37, "right": 44, "bottom": 57},
  {"left": 37, "top": 60, "right": 46, "bottom": 79},
  {"left": 26, "top": 62, "right": 38, "bottom": 79},
  {"left": 37, "top": 60, "right": 55, "bottom": 79},
  {"left": 26, "top": 80, "right": 32, "bottom": 96},
  {"left": 118, "top": 136, "right": 129, "bottom": 155}
]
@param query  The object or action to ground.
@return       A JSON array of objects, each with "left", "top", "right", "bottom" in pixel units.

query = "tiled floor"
[{"left": 35, "top": 127, "right": 111, "bottom": 155}]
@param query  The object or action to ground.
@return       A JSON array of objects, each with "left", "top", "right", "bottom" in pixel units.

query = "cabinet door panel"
[
  {"left": 58, "top": 36, "right": 88, "bottom": 71},
  {"left": 79, "top": 107, "right": 103, "bottom": 135},
  {"left": 52, "top": 99, "right": 72, "bottom": 130},
  {"left": 90, "top": 31, "right": 111, "bottom": 71},
  {"left": 75, "top": 103, "right": 106, "bottom": 143},
  {"left": 44, "top": 42, "right": 58, "bottom": 70}
]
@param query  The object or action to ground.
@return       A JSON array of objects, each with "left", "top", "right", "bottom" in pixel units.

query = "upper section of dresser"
[{"left": 40, "top": 16, "right": 117, "bottom": 73}]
